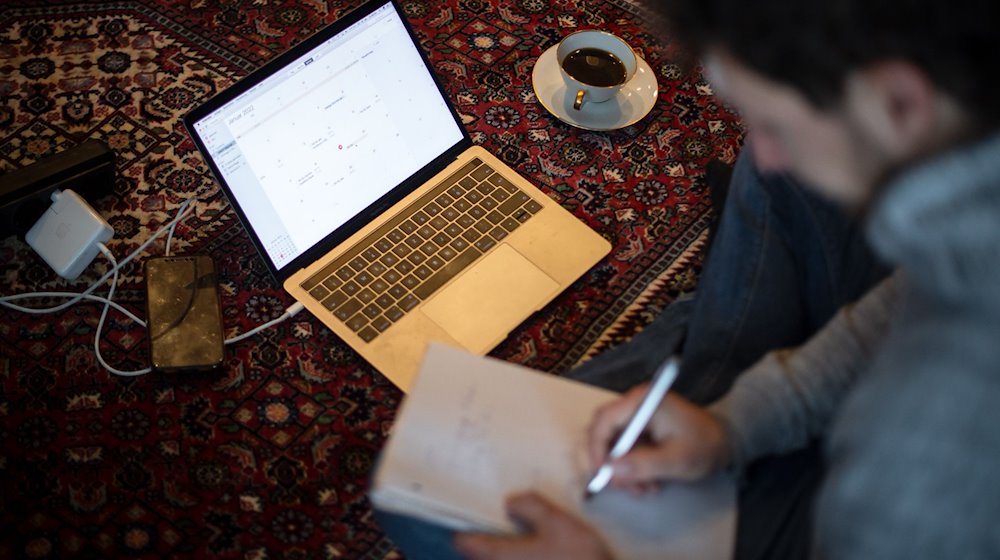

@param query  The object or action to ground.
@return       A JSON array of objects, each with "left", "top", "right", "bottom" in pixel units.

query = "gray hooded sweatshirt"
[{"left": 710, "top": 132, "right": 1000, "bottom": 558}]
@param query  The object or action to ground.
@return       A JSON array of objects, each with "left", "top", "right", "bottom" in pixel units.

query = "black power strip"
[{"left": 0, "top": 140, "right": 116, "bottom": 239}]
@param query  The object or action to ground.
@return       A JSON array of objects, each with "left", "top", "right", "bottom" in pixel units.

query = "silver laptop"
[{"left": 184, "top": 0, "right": 610, "bottom": 391}]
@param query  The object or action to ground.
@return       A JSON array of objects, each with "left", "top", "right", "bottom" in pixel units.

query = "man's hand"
[
  {"left": 588, "top": 388, "right": 732, "bottom": 493},
  {"left": 453, "top": 492, "right": 613, "bottom": 560}
]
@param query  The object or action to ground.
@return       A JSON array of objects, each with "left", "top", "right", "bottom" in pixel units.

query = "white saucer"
[{"left": 532, "top": 44, "right": 659, "bottom": 131}]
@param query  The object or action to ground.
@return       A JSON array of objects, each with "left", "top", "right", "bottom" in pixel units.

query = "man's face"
[{"left": 704, "top": 49, "right": 893, "bottom": 208}]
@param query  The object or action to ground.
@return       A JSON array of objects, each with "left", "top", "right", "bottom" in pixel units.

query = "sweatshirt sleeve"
[{"left": 707, "top": 272, "right": 901, "bottom": 471}]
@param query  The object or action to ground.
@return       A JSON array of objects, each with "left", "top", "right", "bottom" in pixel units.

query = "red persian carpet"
[{"left": 0, "top": 0, "right": 742, "bottom": 557}]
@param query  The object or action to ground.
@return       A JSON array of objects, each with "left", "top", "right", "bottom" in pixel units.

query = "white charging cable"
[
  {"left": 2, "top": 196, "right": 309, "bottom": 376},
  {"left": 93, "top": 243, "right": 151, "bottom": 376}
]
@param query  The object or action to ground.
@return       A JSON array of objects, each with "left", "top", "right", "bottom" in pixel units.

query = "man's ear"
[{"left": 850, "top": 60, "right": 937, "bottom": 157}]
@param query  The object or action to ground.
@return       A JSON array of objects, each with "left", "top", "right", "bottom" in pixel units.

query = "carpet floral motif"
[{"left": 0, "top": 0, "right": 742, "bottom": 557}]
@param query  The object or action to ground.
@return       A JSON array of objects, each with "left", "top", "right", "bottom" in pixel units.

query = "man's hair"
[{"left": 646, "top": 0, "right": 1000, "bottom": 126}]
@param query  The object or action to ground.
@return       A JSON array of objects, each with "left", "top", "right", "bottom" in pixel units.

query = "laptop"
[{"left": 183, "top": 0, "right": 610, "bottom": 391}]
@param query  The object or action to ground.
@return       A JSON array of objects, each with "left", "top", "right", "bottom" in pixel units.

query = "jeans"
[{"left": 375, "top": 147, "right": 888, "bottom": 559}]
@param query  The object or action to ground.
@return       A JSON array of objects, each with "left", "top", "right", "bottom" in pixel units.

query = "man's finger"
[
  {"left": 505, "top": 492, "right": 555, "bottom": 530},
  {"left": 587, "top": 384, "right": 650, "bottom": 468}
]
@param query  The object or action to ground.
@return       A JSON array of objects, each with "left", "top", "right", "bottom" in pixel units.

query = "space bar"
[{"left": 414, "top": 247, "right": 484, "bottom": 300}]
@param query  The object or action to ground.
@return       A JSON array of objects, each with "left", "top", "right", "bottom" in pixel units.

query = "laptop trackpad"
[{"left": 422, "top": 244, "right": 559, "bottom": 352}]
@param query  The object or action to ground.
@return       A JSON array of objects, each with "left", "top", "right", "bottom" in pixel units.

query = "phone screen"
[{"left": 145, "top": 255, "right": 224, "bottom": 371}]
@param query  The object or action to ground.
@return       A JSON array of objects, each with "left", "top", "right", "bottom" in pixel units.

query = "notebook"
[
  {"left": 183, "top": 0, "right": 610, "bottom": 391},
  {"left": 371, "top": 343, "right": 737, "bottom": 559}
]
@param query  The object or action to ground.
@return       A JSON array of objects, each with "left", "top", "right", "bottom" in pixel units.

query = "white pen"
[{"left": 584, "top": 356, "right": 680, "bottom": 499}]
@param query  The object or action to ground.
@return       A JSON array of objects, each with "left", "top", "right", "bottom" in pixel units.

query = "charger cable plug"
[{"left": 26, "top": 189, "right": 114, "bottom": 280}]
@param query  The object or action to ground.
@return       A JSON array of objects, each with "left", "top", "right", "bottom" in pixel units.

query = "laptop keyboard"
[{"left": 300, "top": 157, "right": 544, "bottom": 343}]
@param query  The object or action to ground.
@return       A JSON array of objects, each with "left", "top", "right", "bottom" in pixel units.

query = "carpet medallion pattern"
[{"left": 0, "top": 0, "right": 742, "bottom": 557}]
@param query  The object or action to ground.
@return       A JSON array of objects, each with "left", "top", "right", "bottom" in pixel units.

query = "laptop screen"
[{"left": 187, "top": 0, "right": 465, "bottom": 274}]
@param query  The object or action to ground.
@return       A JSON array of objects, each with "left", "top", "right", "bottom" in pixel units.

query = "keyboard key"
[
  {"left": 481, "top": 197, "right": 498, "bottom": 210},
  {"left": 362, "top": 304, "right": 381, "bottom": 319},
  {"left": 414, "top": 265, "right": 432, "bottom": 280},
  {"left": 371, "top": 278, "right": 389, "bottom": 294},
  {"left": 375, "top": 238, "right": 393, "bottom": 253},
  {"left": 417, "top": 225, "right": 435, "bottom": 239},
  {"left": 355, "top": 271, "right": 373, "bottom": 286},
  {"left": 427, "top": 255, "right": 444, "bottom": 270},
  {"left": 407, "top": 251, "right": 426, "bottom": 265},
  {"left": 451, "top": 237, "right": 470, "bottom": 251},
  {"left": 322, "top": 290, "right": 347, "bottom": 310},
  {"left": 362, "top": 247, "right": 380, "bottom": 262},
  {"left": 342, "top": 281, "right": 360, "bottom": 296},
  {"left": 405, "top": 235, "right": 423, "bottom": 248},
  {"left": 444, "top": 224, "right": 462, "bottom": 238},
  {"left": 425, "top": 202, "right": 442, "bottom": 216},
  {"left": 411, "top": 211, "right": 429, "bottom": 225},
  {"left": 399, "top": 294, "right": 420, "bottom": 311},
  {"left": 384, "top": 269, "right": 401, "bottom": 284},
  {"left": 471, "top": 163, "right": 492, "bottom": 181},
  {"left": 525, "top": 200, "right": 543, "bottom": 213},
  {"left": 430, "top": 216, "right": 448, "bottom": 230},
  {"left": 450, "top": 184, "right": 467, "bottom": 197},
  {"left": 442, "top": 207, "right": 459, "bottom": 221},
  {"left": 385, "top": 306, "right": 404, "bottom": 322},
  {"left": 396, "top": 260, "right": 415, "bottom": 274},
  {"left": 490, "top": 173, "right": 518, "bottom": 193},
  {"left": 414, "top": 246, "right": 483, "bottom": 300},
  {"left": 486, "top": 210, "right": 503, "bottom": 224},
  {"left": 368, "top": 262, "right": 387, "bottom": 276},
  {"left": 376, "top": 294, "right": 395, "bottom": 309},
  {"left": 310, "top": 284, "right": 331, "bottom": 301},
  {"left": 435, "top": 193, "right": 454, "bottom": 207},
  {"left": 455, "top": 198, "right": 471, "bottom": 212},
  {"left": 433, "top": 231, "right": 451, "bottom": 246},
  {"left": 349, "top": 257, "right": 367, "bottom": 272},
  {"left": 400, "top": 220, "right": 417, "bottom": 234},
  {"left": 502, "top": 217, "right": 520, "bottom": 232},
  {"left": 335, "top": 300, "right": 363, "bottom": 321},
  {"left": 474, "top": 221, "right": 491, "bottom": 234},
  {"left": 489, "top": 226, "right": 508, "bottom": 241},
  {"left": 336, "top": 266, "right": 354, "bottom": 281},
  {"left": 372, "top": 316, "right": 392, "bottom": 333},
  {"left": 347, "top": 313, "right": 368, "bottom": 332},
  {"left": 388, "top": 284, "right": 407, "bottom": 299},
  {"left": 475, "top": 237, "right": 496, "bottom": 252},
  {"left": 439, "top": 246, "right": 457, "bottom": 260},
  {"left": 401, "top": 275, "right": 419, "bottom": 289},
  {"left": 420, "top": 241, "right": 439, "bottom": 256},
  {"left": 357, "top": 288, "right": 376, "bottom": 303},
  {"left": 358, "top": 326, "right": 378, "bottom": 342},
  {"left": 379, "top": 252, "right": 399, "bottom": 267},
  {"left": 388, "top": 229, "right": 406, "bottom": 243},
  {"left": 500, "top": 192, "right": 531, "bottom": 214}
]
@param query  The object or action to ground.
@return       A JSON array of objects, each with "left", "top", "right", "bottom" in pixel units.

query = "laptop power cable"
[{"left": 1, "top": 190, "right": 307, "bottom": 377}]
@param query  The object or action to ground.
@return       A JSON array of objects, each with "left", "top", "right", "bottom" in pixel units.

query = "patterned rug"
[{"left": 0, "top": 0, "right": 742, "bottom": 557}]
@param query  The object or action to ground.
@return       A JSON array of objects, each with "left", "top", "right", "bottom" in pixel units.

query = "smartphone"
[{"left": 145, "top": 255, "right": 224, "bottom": 371}]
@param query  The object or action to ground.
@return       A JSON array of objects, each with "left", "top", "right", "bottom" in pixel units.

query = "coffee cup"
[{"left": 556, "top": 30, "right": 637, "bottom": 111}]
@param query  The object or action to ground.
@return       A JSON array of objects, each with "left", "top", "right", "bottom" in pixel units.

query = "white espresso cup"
[{"left": 556, "top": 30, "right": 638, "bottom": 111}]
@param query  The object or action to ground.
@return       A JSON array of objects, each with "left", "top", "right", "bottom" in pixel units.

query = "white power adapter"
[{"left": 26, "top": 189, "right": 114, "bottom": 280}]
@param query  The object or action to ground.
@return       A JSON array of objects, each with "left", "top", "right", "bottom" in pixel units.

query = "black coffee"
[{"left": 561, "top": 48, "right": 628, "bottom": 87}]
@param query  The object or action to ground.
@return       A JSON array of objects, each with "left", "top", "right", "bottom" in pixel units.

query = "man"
[{"left": 450, "top": 0, "right": 1000, "bottom": 558}]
